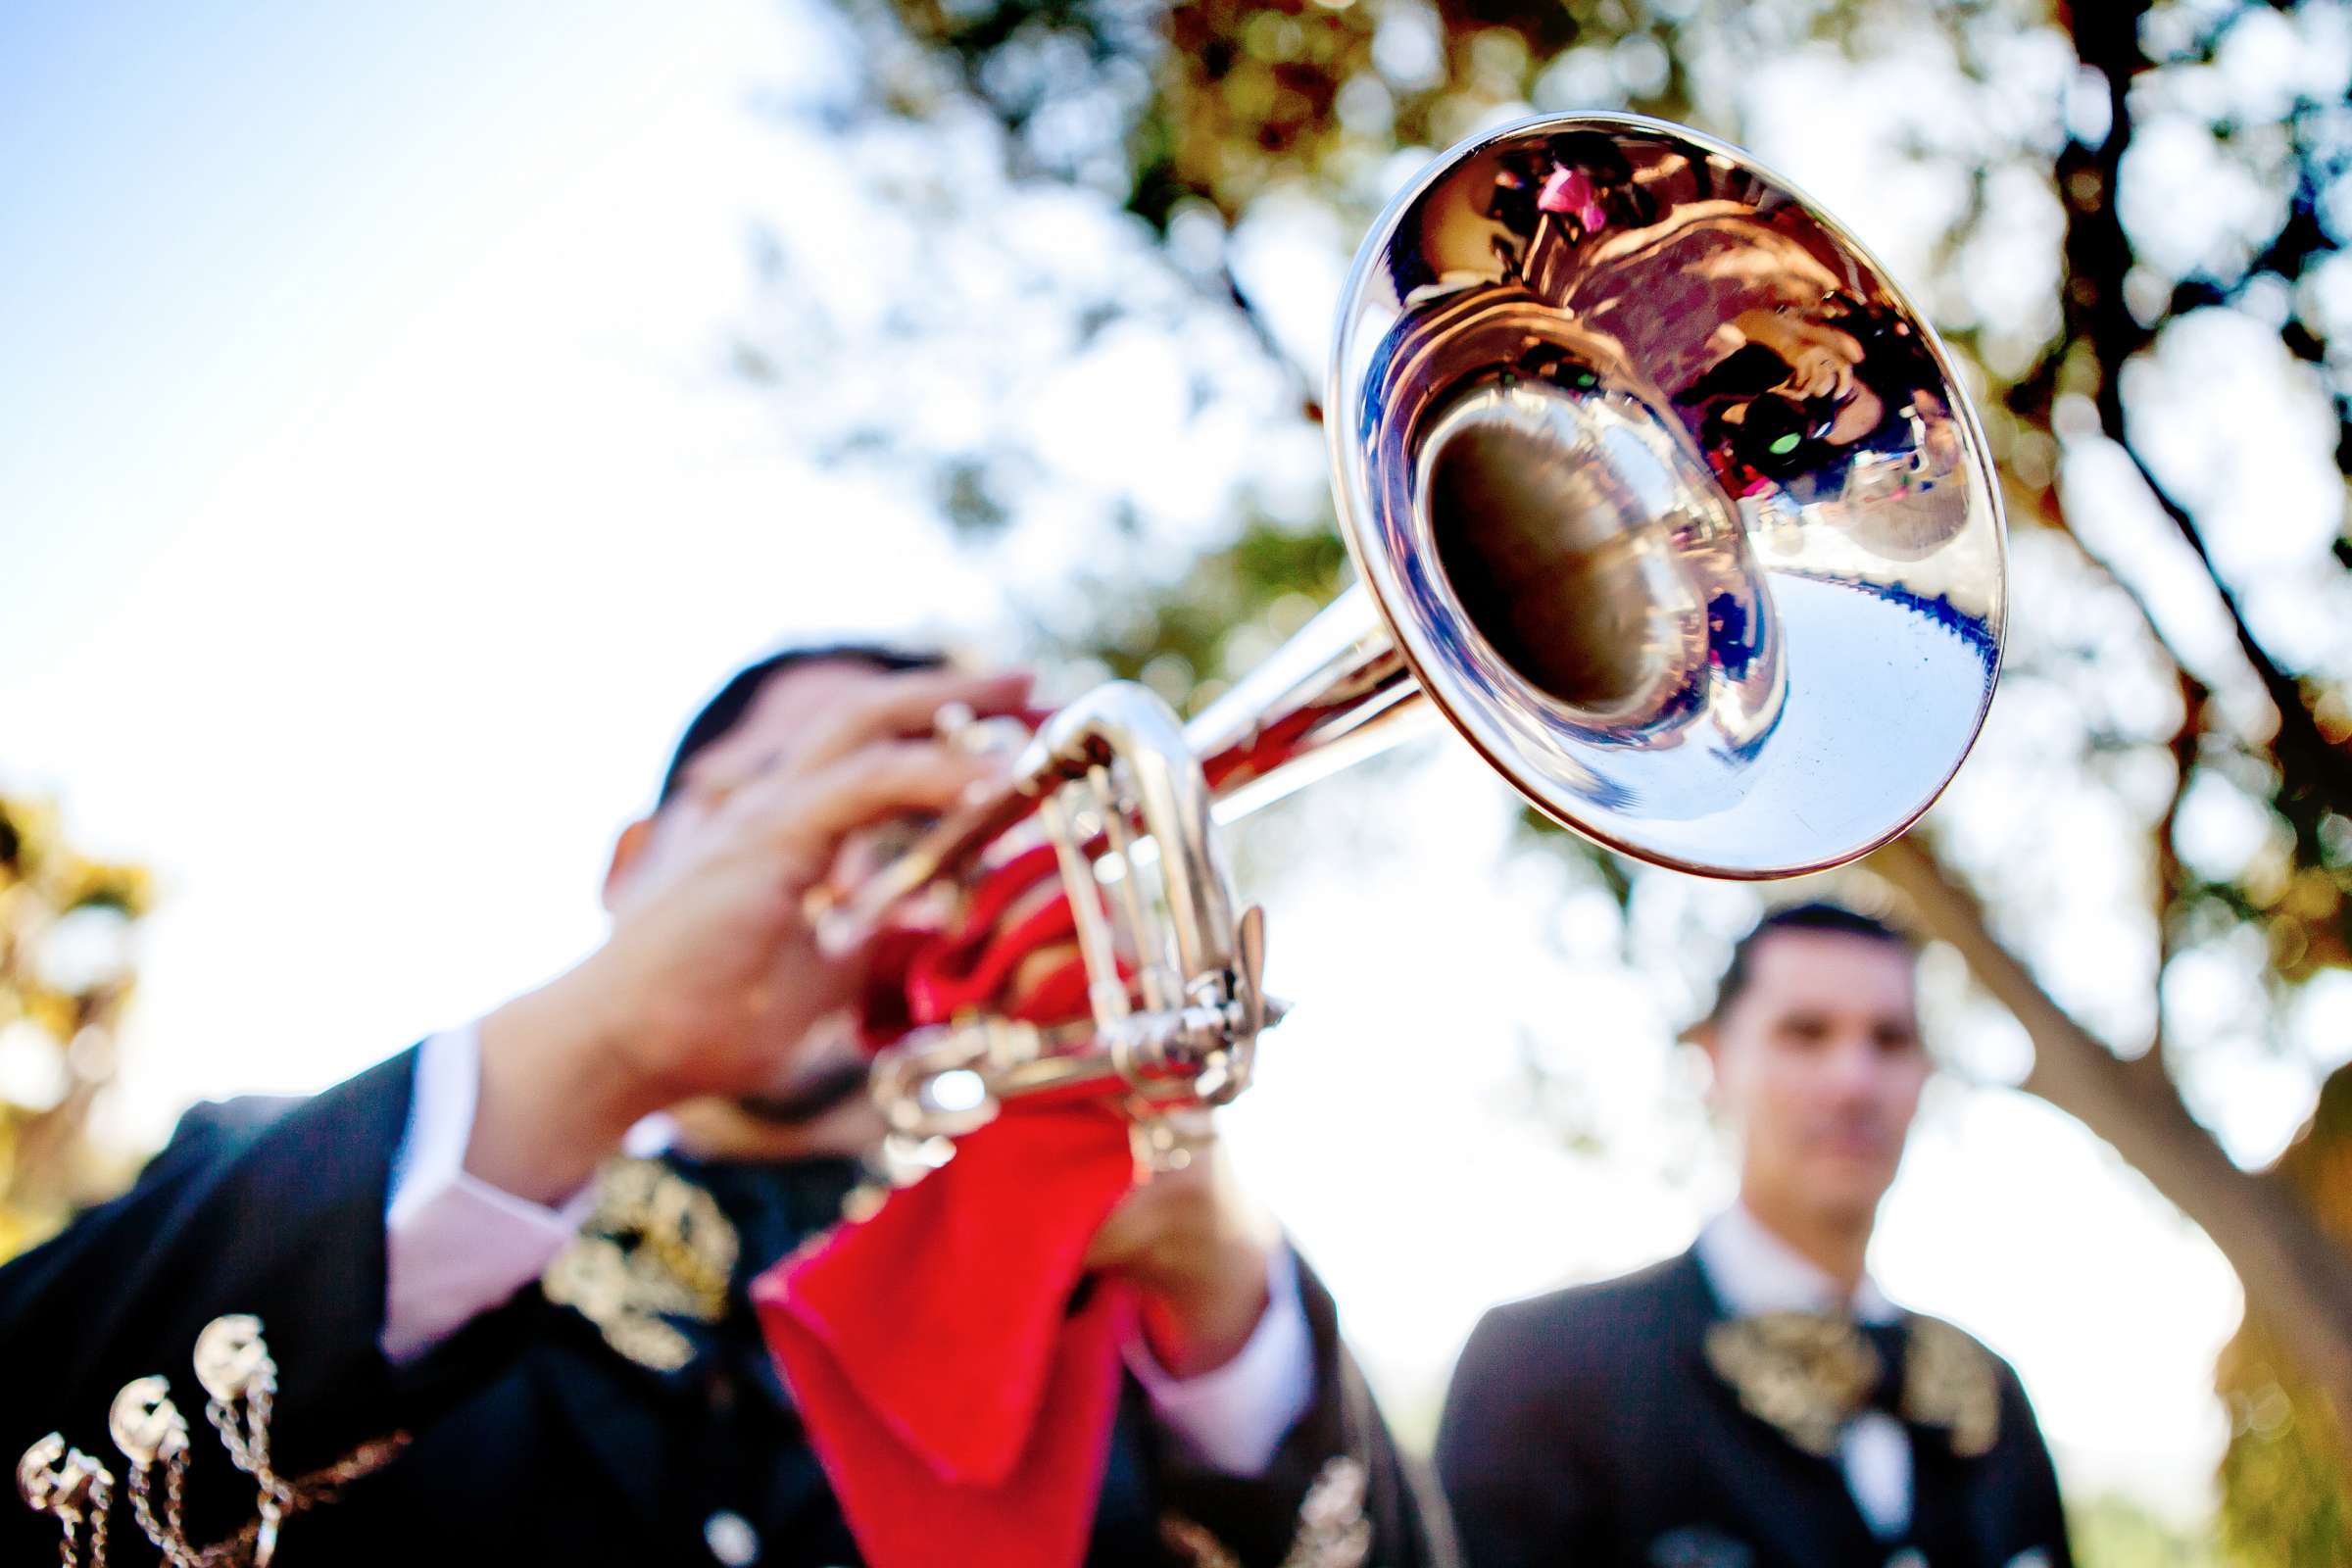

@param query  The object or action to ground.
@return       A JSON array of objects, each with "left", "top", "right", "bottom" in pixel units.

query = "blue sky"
[{"left": 7, "top": 5, "right": 619, "bottom": 600}]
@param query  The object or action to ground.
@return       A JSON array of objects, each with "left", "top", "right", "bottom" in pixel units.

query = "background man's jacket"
[{"left": 1436, "top": 1250, "right": 2071, "bottom": 1568}]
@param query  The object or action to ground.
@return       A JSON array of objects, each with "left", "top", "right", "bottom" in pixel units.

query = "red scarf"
[{"left": 752, "top": 1102, "right": 1140, "bottom": 1568}]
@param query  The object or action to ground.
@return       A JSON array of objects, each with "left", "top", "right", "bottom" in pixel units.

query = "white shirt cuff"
[
  {"left": 1121, "top": 1243, "right": 1316, "bottom": 1476},
  {"left": 381, "top": 1023, "right": 596, "bottom": 1363}
]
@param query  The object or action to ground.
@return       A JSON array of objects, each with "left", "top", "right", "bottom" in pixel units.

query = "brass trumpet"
[{"left": 831, "top": 113, "right": 2005, "bottom": 1143}]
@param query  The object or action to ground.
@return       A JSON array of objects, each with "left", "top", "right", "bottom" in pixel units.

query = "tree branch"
[
  {"left": 1869, "top": 833, "right": 2352, "bottom": 1426},
  {"left": 2059, "top": 0, "right": 2352, "bottom": 822},
  {"left": 2116, "top": 435, "right": 2352, "bottom": 812}
]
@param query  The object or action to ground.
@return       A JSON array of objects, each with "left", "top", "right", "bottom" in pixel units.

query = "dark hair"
[
  {"left": 655, "top": 641, "right": 945, "bottom": 808},
  {"left": 1705, "top": 902, "right": 1915, "bottom": 1025}
]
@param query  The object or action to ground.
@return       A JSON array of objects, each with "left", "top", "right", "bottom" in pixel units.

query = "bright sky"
[{"left": 0, "top": 0, "right": 2248, "bottom": 1520}]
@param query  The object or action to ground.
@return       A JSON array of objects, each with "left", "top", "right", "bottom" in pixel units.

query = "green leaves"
[{"left": 0, "top": 796, "right": 151, "bottom": 1263}]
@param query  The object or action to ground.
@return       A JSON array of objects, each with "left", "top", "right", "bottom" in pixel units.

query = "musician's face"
[{"left": 1706, "top": 931, "right": 1926, "bottom": 1227}]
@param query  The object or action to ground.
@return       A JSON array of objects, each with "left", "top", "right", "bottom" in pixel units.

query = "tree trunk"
[{"left": 1869, "top": 835, "right": 2352, "bottom": 1436}]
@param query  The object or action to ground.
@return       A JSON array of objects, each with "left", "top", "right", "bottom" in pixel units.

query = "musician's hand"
[
  {"left": 1083, "top": 1130, "right": 1281, "bottom": 1377},
  {"left": 470, "top": 662, "right": 1033, "bottom": 1203}
]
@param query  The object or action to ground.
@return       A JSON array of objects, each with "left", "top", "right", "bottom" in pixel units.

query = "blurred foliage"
[
  {"left": 0, "top": 796, "right": 149, "bottom": 1263},
  {"left": 879, "top": 0, "right": 1715, "bottom": 227},
  {"left": 759, "top": 0, "right": 2352, "bottom": 1544},
  {"left": 1065, "top": 515, "right": 1350, "bottom": 708},
  {"left": 2071, "top": 1494, "right": 2230, "bottom": 1568},
  {"left": 2219, "top": 1069, "right": 2352, "bottom": 1568}
]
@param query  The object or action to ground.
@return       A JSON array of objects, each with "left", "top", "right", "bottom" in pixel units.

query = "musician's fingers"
[
  {"left": 742, "top": 739, "right": 1008, "bottom": 884},
  {"left": 678, "top": 669, "right": 1031, "bottom": 808},
  {"left": 788, "top": 668, "right": 1035, "bottom": 776},
  {"left": 1081, "top": 1126, "right": 1227, "bottom": 1264},
  {"left": 1081, "top": 1188, "right": 1154, "bottom": 1273},
  {"left": 685, "top": 740, "right": 783, "bottom": 808}
]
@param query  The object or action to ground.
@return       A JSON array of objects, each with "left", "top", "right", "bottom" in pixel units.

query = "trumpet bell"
[{"left": 1332, "top": 114, "right": 2004, "bottom": 877}]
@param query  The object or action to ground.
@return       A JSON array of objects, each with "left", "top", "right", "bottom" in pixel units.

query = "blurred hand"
[
  {"left": 1084, "top": 1126, "right": 1280, "bottom": 1377},
  {"left": 470, "top": 663, "right": 1033, "bottom": 1202}
]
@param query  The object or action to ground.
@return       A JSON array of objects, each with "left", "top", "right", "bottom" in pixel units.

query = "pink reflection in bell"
[{"left": 1538, "top": 166, "right": 1608, "bottom": 229}]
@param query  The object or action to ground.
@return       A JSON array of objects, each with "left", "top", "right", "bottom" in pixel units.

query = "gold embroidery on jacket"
[
  {"left": 1901, "top": 1317, "right": 2000, "bottom": 1457},
  {"left": 1160, "top": 1515, "right": 1243, "bottom": 1568},
  {"left": 541, "top": 1157, "right": 740, "bottom": 1372},
  {"left": 1160, "top": 1457, "right": 1372, "bottom": 1568},
  {"left": 1703, "top": 1313, "right": 1878, "bottom": 1458},
  {"left": 18, "top": 1315, "right": 409, "bottom": 1568},
  {"left": 1704, "top": 1312, "right": 2002, "bottom": 1460}
]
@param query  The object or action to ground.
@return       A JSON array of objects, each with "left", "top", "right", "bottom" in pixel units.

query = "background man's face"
[{"left": 1708, "top": 930, "right": 1928, "bottom": 1227}]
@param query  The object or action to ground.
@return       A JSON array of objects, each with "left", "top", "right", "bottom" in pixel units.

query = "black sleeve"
[
  {"left": 1152, "top": 1255, "right": 1459, "bottom": 1568},
  {"left": 1990, "top": 1357, "right": 2074, "bottom": 1568},
  {"left": 1434, "top": 1300, "right": 1600, "bottom": 1568},
  {"left": 0, "top": 1048, "right": 421, "bottom": 1559}
]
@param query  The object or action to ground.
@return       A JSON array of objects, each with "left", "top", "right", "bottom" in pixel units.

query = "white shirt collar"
[{"left": 1693, "top": 1202, "right": 1900, "bottom": 1324}]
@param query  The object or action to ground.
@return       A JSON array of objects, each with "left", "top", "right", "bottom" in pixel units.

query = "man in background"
[
  {"left": 3, "top": 644, "right": 1446, "bottom": 1567},
  {"left": 1437, "top": 903, "right": 2071, "bottom": 1568}
]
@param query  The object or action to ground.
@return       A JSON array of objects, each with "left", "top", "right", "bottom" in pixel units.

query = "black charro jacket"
[
  {"left": 1, "top": 1048, "right": 1452, "bottom": 1568},
  {"left": 1435, "top": 1250, "right": 2071, "bottom": 1568}
]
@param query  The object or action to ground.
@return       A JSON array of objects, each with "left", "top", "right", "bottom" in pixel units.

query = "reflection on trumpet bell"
[{"left": 1417, "top": 369, "right": 1787, "bottom": 758}]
